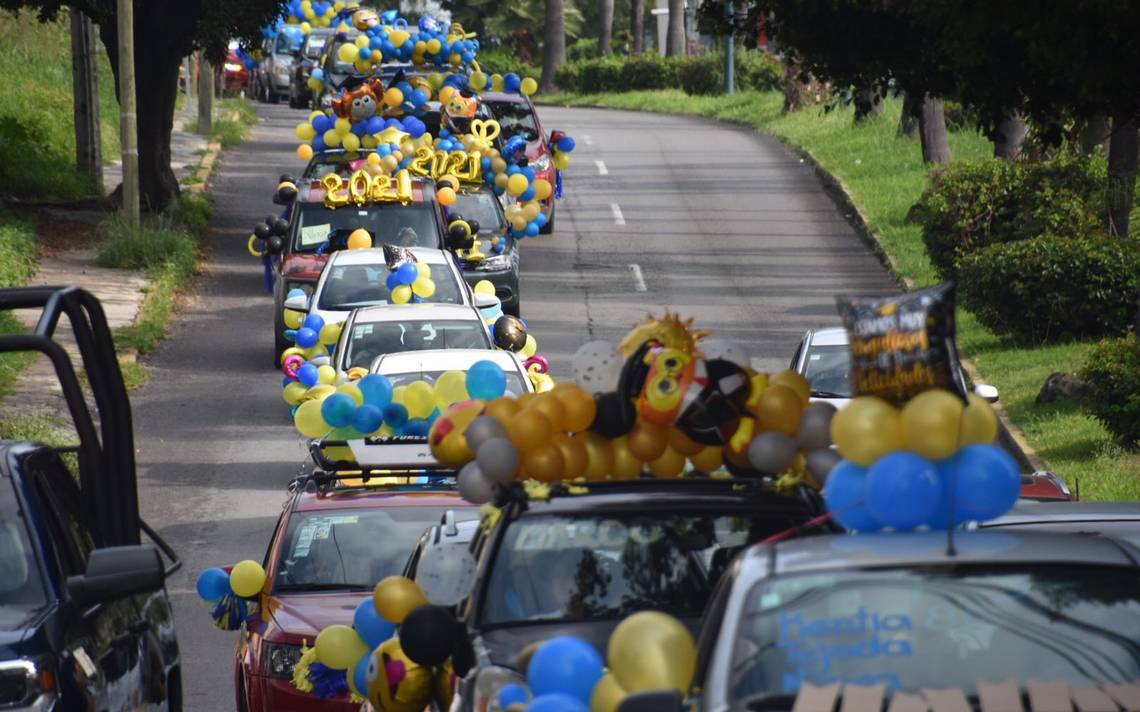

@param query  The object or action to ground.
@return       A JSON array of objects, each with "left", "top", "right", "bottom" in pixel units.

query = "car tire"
[
  {"left": 274, "top": 310, "right": 288, "bottom": 369},
  {"left": 539, "top": 204, "right": 555, "bottom": 234}
]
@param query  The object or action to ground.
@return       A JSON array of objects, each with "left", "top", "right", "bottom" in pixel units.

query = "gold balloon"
[
  {"left": 649, "top": 446, "right": 686, "bottom": 478},
  {"left": 607, "top": 611, "right": 697, "bottom": 694},
  {"left": 581, "top": 432, "right": 615, "bottom": 480},
  {"left": 627, "top": 420, "right": 669, "bottom": 462},
  {"left": 554, "top": 433, "right": 589, "bottom": 479},
  {"left": 610, "top": 436, "right": 644, "bottom": 479},
  {"left": 960, "top": 392, "right": 999, "bottom": 445},
  {"left": 755, "top": 385, "right": 804, "bottom": 437},
  {"left": 770, "top": 369, "right": 811, "bottom": 406},
  {"left": 314, "top": 624, "right": 369, "bottom": 670},
  {"left": 507, "top": 410, "right": 553, "bottom": 454},
  {"left": 372, "top": 576, "right": 427, "bottom": 624},
  {"left": 527, "top": 393, "right": 567, "bottom": 433},
  {"left": 522, "top": 443, "right": 565, "bottom": 482},
  {"left": 667, "top": 427, "right": 704, "bottom": 456},
  {"left": 901, "top": 389, "right": 965, "bottom": 460},
  {"left": 557, "top": 385, "right": 598, "bottom": 432},
  {"left": 830, "top": 396, "right": 903, "bottom": 466},
  {"left": 590, "top": 672, "right": 628, "bottom": 712},
  {"left": 690, "top": 445, "right": 723, "bottom": 473},
  {"left": 484, "top": 396, "right": 521, "bottom": 428}
]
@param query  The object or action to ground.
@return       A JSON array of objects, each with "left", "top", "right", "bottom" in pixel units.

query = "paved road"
[{"left": 133, "top": 103, "right": 895, "bottom": 711}]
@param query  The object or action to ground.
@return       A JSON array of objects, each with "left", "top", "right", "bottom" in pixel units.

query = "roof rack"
[{"left": 304, "top": 439, "right": 457, "bottom": 487}]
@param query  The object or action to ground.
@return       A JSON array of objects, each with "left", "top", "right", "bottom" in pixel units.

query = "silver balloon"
[
  {"left": 747, "top": 431, "right": 798, "bottom": 475},
  {"left": 571, "top": 340, "right": 623, "bottom": 393},
  {"left": 457, "top": 461, "right": 496, "bottom": 504},
  {"left": 806, "top": 448, "right": 842, "bottom": 486},
  {"left": 475, "top": 437, "right": 519, "bottom": 483},
  {"left": 796, "top": 402, "right": 837, "bottom": 451},
  {"left": 415, "top": 542, "right": 478, "bottom": 606},
  {"left": 700, "top": 338, "right": 751, "bottom": 368},
  {"left": 465, "top": 415, "right": 509, "bottom": 454}
]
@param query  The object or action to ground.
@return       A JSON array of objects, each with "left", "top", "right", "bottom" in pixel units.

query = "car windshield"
[
  {"left": 275, "top": 33, "right": 302, "bottom": 55},
  {"left": 0, "top": 478, "right": 48, "bottom": 629},
  {"left": 803, "top": 344, "right": 851, "bottom": 398},
  {"left": 488, "top": 101, "right": 539, "bottom": 142},
  {"left": 451, "top": 191, "right": 507, "bottom": 233},
  {"left": 730, "top": 565, "right": 1140, "bottom": 704},
  {"left": 292, "top": 202, "right": 440, "bottom": 253},
  {"left": 345, "top": 319, "right": 493, "bottom": 369},
  {"left": 385, "top": 368, "right": 529, "bottom": 396},
  {"left": 480, "top": 511, "right": 804, "bottom": 626},
  {"left": 304, "top": 37, "right": 327, "bottom": 59},
  {"left": 273, "top": 507, "right": 473, "bottom": 592},
  {"left": 318, "top": 262, "right": 464, "bottom": 310}
]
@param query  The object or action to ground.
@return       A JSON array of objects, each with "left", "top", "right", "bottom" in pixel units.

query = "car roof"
[
  {"left": 480, "top": 92, "right": 530, "bottom": 105},
  {"left": 806, "top": 326, "right": 848, "bottom": 346},
  {"left": 374, "top": 348, "right": 518, "bottom": 375},
  {"left": 329, "top": 246, "right": 454, "bottom": 267},
  {"left": 293, "top": 486, "right": 471, "bottom": 512},
  {"left": 983, "top": 500, "right": 1140, "bottom": 525},
  {"left": 351, "top": 302, "right": 482, "bottom": 324},
  {"left": 746, "top": 530, "right": 1140, "bottom": 578}
]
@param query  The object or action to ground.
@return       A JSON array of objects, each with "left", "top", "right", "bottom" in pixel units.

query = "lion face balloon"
[{"left": 637, "top": 348, "right": 699, "bottom": 426}]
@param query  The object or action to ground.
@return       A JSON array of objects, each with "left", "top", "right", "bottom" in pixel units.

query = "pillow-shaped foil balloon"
[{"left": 835, "top": 282, "right": 966, "bottom": 405}]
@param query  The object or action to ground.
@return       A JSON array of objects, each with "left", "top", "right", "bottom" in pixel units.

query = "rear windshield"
[
  {"left": 487, "top": 101, "right": 539, "bottom": 142},
  {"left": 304, "top": 37, "right": 327, "bottom": 59},
  {"left": 0, "top": 477, "right": 48, "bottom": 629},
  {"left": 292, "top": 202, "right": 441, "bottom": 253},
  {"left": 318, "top": 262, "right": 465, "bottom": 310},
  {"left": 345, "top": 319, "right": 493, "bottom": 369},
  {"left": 803, "top": 343, "right": 852, "bottom": 398},
  {"left": 385, "top": 369, "right": 529, "bottom": 397}
]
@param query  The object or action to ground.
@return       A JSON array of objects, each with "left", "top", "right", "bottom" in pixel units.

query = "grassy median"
[{"left": 544, "top": 89, "right": 1139, "bottom": 499}]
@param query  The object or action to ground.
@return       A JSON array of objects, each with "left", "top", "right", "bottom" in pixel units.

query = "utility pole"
[
  {"left": 197, "top": 53, "right": 214, "bottom": 135},
  {"left": 70, "top": 9, "right": 103, "bottom": 190},
  {"left": 723, "top": 1, "right": 735, "bottom": 95},
  {"left": 116, "top": 0, "right": 139, "bottom": 224}
]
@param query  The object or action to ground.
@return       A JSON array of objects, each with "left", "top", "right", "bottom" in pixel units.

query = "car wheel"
[
  {"left": 274, "top": 310, "right": 288, "bottom": 369},
  {"left": 539, "top": 204, "right": 555, "bottom": 234},
  {"left": 268, "top": 89, "right": 279, "bottom": 105}
]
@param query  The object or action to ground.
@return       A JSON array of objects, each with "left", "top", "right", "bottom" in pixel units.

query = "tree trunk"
[
  {"left": 897, "top": 91, "right": 921, "bottom": 137},
  {"left": 993, "top": 112, "right": 1028, "bottom": 160},
  {"left": 918, "top": 95, "right": 952, "bottom": 164},
  {"left": 539, "top": 0, "right": 567, "bottom": 93},
  {"left": 631, "top": 0, "right": 645, "bottom": 53},
  {"left": 665, "top": 0, "right": 684, "bottom": 56},
  {"left": 1080, "top": 115, "right": 1111, "bottom": 155},
  {"left": 853, "top": 83, "right": 883, "bottom": 123},
  {"left": 598, "top": 0, "right": 614, "bottom": 55},
  {"left": 1106, "top": 112, "right": 1138, "bottom": 238}
]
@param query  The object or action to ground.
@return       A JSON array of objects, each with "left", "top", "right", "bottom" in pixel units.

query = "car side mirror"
[
  {"left": 67, "top": 546, "right": 164, "bottom": 608},
  {"left": 283, "top": 294, "right": 309, "bottom": 311},
  {"left": 474, "top": 292, "right": 500, "bottom": 310},
  {"left": 617, "top": 691, "right": 684, "bottom": 712},
  {"left": 973, "top": 383, "right": 999, "bottom": 403}
]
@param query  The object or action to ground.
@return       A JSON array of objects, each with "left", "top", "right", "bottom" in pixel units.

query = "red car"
[
  {"left": 481, "top": 92, "right": 560, "bottom": 234},
  {"left": 233, "top": 475, "right": 475, "bottom": 711},
  {"left": 223, "top": 47, "right": 251, "bottom": 95}
]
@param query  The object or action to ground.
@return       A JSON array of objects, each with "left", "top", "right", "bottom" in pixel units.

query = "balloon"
[
  {"left": 295, "top": 326, "right": 318, "bottom": 349},
  {"left": 533, "top": 179, "right": 553, "bottom": 201},
  {"left": 527, "top": 694, "right": 588, "bottom": 712},
  {"left": 522, "top": 443, "right": 565, "bottom": 482},
  {"left": 507, "top": 173, "right": 529, "bottom": 196},
  {"left": 960, "top": 393, "right": 999, "bottom": 445},
  {"left": 474, "top": 280, "right": 496, "bottom": 297},
  {"left": 944, "top": 444, "right": 1020, "bottom": 522},
  {"left": 458, "top": 461, "right": 497, "bottom": 503},
  {"left": 317, "top": 364, "right": 336, "bottom": 385},
  {"left": 609, "top": 436, "right": 643, "bottom": 479},
  {"left": 229, "top": 560, "right": 266, "bottom": 598},
  {"left": 373, "top": 576, "right": 428, "bottom": 624},
  {"left": 572, "top": 342, "right": 623, "bottom": 393},
  {"left": 557, "top": 385, "right": 597, "bottom": 432},
  {"left": 607, "top": 612, "right": 695, "bottom": 694},
  {"left": 196, "top": 567, "right": 231, "bottom": 601},
  {"left": 353, "top": 404, "right": 384, "bottom": 434},
  {"left": 295, "top": 399, "right": 329, "bottom": 438},
  {"left": 504, "top": 73, "right": 522, "bottom": 92},
  {"left": 484, "top": 396, "right": 522, "bottom": 427},
  {"left": 501, "top": 683, "right": 530, "bottom": 709},
  {"left": 319, "top": 322, "right": 342, "bottom": 345},
  {"left": 412, "top": 277, "right": 436, "bottom": 298},
  {"left": 521, "top": 334, "right": 538, "bottom": 358},
  {"left": 315, "top": 624, "right": 369, "bottom": 670},
  {"left": 296, "top": 362, "right": 319, "bottom": 387},
  {"left": 795, "top": 402, "right": 837, "bottom": 451},
  {"left": 590, "top": 672, "right": 627, "bottom": 712},
  {"left": 465, "top": 415, "right": 508, "bottom": 453},
  {"left": 867, "top": 452, "right": 942, "bottom": 531},
  {"left": 403, "top": 380, "right": 435, "bottom": 418},
  {"left": 690, "top": 445, "right": 723, "bottom": 473},
  {"left": 830, "top": 396, "right": 902, "bottom": 466},
  {"left": 283, "top": 308, "right": 306, "bottom": 329},
  {"left": 399, "top": 605, "right": 459, "bottom": 667},
  {"left": 805, "top": 448, "right": 842, "bottom": 486},
  {"left": 437, "top": 186, "right": 457, "bottom": 206},
  {"left": 352, "top": 655, "right": 370, "bottom": 700},
  {"left": 493, "top": 316, "right": 529, "bottom": 352},
  {"left": 434, "top": 370, "right": 470, "bottom": 406},
  {"left": 747, "top": 431, "right": 798, "bottom": 475},
  {"left": 283, "top": 381, "right": 308, "bottom": 405},
  {"left": 528, "top": 636, "right": 604, "bottom": 704},
  {"left": 467, "top": 360, "right": 508, "bottom": 401},
  {"left": 649, "top": 446, "right": 686, "bottom": 477},
  {"left": 354, "top": 598, "right": 397, "bottom": 648},
  {"left": 627, "top": 420, "right": 668, "bottom": 462},
  {"left": 428, "top": 400, "right": 484, "bottom": 466},
  {"left": 476, "top": 437, "right": 520, "bottom": 482},
  {"left": 823, "top": 460, "right": 878, "bottom": 532},
  {"left": 581, "top": 432, "right": 615, "bottom": 480},
  {"left": 552, "top": 433, "right": 588, "bottom": 479},
  {"left": 358, "top": 373, "right": 394, "bottom": 408},
  {"left": 900, "top": 389, "right": 965, "bottom": 460},
  {"left": 528, "top": 394, "right": 566, "bottom": 432},
  {"left": 297, "top": 144, "right": 314, "bottom": 160},
  {"left": 348, "top": 228, "right": 372, "bottom": 249},
  {"left": 321, "top": 392, "right": 357, "bottom": 428},
  {"left": 755, "top": 384, "right": 804, "bottom": 437},
  {"left": 520, "top": 77, "right": 538, "bottom": 96},
  {"left": 392, "top": 285, "right": 412, "bottom": 304},
  {"left": 769, "top": 370, "right": 811, "bottom": 406}
]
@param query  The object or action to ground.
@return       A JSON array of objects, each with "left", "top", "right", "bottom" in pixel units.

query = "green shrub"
[
  {"left": 735, "top": 50, "right": 783, "bottom": 92},
  {"left": 1081, "top": 334, "right": 1140, "bottom": 448},
  {"left": 476, "top": 46, "right": 540, "bottom": 80},
  {"left": 567, "top": 37, "right": 598, "bottom": 62},
  {"left": 553, "top": 49, "right": 781, "bottom": 95},
  {"left": 676, "top": 54, "right": 722, "bottom": 95},
  {"left": 620, "top": 53, "right": 681, "bottom": 91},
  {"left": 167, "top": 193, "right": 213, "bottom": 236},
  {"left": 957, "top": 233, "right": 1140, "bottom": 344},
  {"left": 97, "top": 215, "right": 198, "bottom": 271}
]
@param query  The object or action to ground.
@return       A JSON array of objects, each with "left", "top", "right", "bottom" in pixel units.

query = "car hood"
[
  {"left": 282, "top": 252, "right": 327, "bottom": 279},
  {"left": 474, "top": 618, "right": 701, "bottom": 668},
  {"left": 262, "top": 592, "right": 369, "bottom": 640}
]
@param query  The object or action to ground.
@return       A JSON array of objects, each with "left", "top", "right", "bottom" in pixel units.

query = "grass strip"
[{"left": 0, "top": 204, "right": 39, "bottom": 400}]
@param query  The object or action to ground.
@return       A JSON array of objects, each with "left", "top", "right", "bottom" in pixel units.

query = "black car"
[
  {"left": 289, "top": 28, "right": 333, "bottom": 109},
  {"left": 451, "top": 185, "right": 521, "bottom": 316},
  {"left": 0, "top": 287, "right": 181, "bottom": 710},
  {"left": 450, "top": 478, "right": 831, "bottom": 712}
]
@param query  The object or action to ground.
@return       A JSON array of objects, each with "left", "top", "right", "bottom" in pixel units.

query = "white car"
[
  {"left": 790, "top": 326, "right": 999, "bottom": 409},
  {"left": 333, "top": 303, "right": 495, "bottom": 375},
  {"left": 282, "top": 247, "right": 502, "bottom": 329}
]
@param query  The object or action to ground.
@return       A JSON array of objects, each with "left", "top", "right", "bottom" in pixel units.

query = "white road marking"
[
  {"left": 610, "top": 203, "right": 625, "bottom": 225},
  {"left": 594, "top": 159, "right": 609, "bottom": 175},
  {"left": 629, "top": 263, "right": 647, "bottom": 292},
  {"left": 583, "top": 134, "right": 593, "bottom": 145}
]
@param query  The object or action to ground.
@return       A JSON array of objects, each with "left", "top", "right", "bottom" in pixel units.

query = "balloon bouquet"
[{"left": 194, "top": 560, "right": 267, "bottom": 630}]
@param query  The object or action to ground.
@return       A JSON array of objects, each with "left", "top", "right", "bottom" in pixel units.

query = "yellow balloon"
[
  {"left": 296, "top": 122, "right": 316, "bottom": 141},
  {"left": 283, "top": 381, "right": 308, "bottom": 405},
  {"left": 341, "top": 132, "right": 361, "bottom": 152},
  {"left": 474, "top": 280, "right": 496, "bottom": 297},
  {"left": 520, "top": 77, "right": 538, "bottom": 96},
  {"left": 389, "top": 29, "right": 410, "bottom": 46},
  {"left": 434, "top": 370, "right": 469, "bottom": 406},
  {"left": 295, "top": 399, "right": 329, "bottom": 438},
  {"left": 607, "top": 611, "right": 696, "bottom": 694},
  {"left": 323, "top": 129, "right": 341, "bottom": 147},
  {"left": 229, "top": 560, "right": 266, "bottom": 598},
  {"left": 299, "top": 20, "right": 311, "bottom": 33},
  {"left": 901, "top": 389, "right": 965, "bottom": 460},
  {"left": 404, "top": 380, "right": 436, "bottom": 418},
  {"left": 337, "top": 382, "right": 365, "bottom": 406},
  {"left": 553, "top": 151, "right": 571, "bottom": 170},
  {"left": 347, "top": 228, "right": 372, "bottom": 249},
  {"left": 354, "top": 34, "right": 370, "bottom": 48},
  {"left": 412, "top": 277, "right": 436, "bottom": 298},
  {"left": 373, "top": 576, "right": 427, "bottom": 624},
  {"left": 283, "top": 308, "right": 305, "bottom": 329},
  {"left": 303, "top": 384, "right": 336, "bottom": 402},
  {"left": 391, "top": 285, "right": 412, "bottom": 304},
  {"left": 338, "top": 42, "right": 359, "bottom": 63},
  {"left": 415, "top": 262, "right": 432, "bottom": 279},
  {"left": 319, "top": 322, "right": 343, "bottom": 345},
  {"left": 960, "top": 392, "right": 999, "bottom": 445},
  {"left": 520, "top": 334, "right": 538, "bottom": 358},
  {"left": 469, "top": 71, "right": 487, "bottom": 91},
  {"left": 314, "top": 624, "right": 369, "bottom": 670},
  {"left": 491, "top": 73, "right": 504, "bottom": 92},
  {"left": 521, "top": 202, "right": 541, "bottom": 221},
  {"left": 367, "top": 152, "right": 382, "bottom": 166},
  {"left": 590, "top": 672, "right": 627, "bottom": 712},
  {"left": 830, "top": 396, "right": 902, "bottom": 466},
  {"left": 507, "top": 173, "right": 530, "bottom": 197},
  {"left": 297, "top": 144, "right": 314, "bottom": 161},
  {"left": 366, "top": 638, "right": 433, "bottom": 712},
  {"left": 334, "top": 118, "right": 351, "bottom": 135},
  {"left": 533, "top": 179, "right": 553, "bottom": 201},
  {"left": 317, "top": 365, "right": 336, "bottom": 385},
  {"left": 426, "top": 38, "right": 442, "bottom": 54}
]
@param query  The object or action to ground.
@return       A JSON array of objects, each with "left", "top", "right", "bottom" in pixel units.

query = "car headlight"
[
  {"left": 531, "top": 154, "right": 551, "bottom": 172},
  {"left": 224, "top": 62, "right": 242, "bottom": 73},
  {"left": 263, "top": 642, "right": 303, "bottom": 680},
  {"left": 469, "top": 253, "right": 512, "bottom": 271},
  {"left": 472, "top": 666, "right": 527, "bottom": 712}
]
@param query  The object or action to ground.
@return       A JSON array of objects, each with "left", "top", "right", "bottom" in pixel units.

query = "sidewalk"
[{"left": 102, "top": 112, "right": 209, "bottom": 195}]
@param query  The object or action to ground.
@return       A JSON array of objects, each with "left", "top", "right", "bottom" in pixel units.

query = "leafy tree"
[
  {"left": 452, "top": 0, "right": 582, "bottom": 66},
  {"left": 2, "top": 0, "right": 284, "bottom": 211}
]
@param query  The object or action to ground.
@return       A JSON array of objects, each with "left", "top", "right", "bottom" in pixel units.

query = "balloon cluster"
[
  {"left": 195, "top": 561, "right": 267, "bottom": 630},
  {"left": 247, "top": 213, "right": 289, "bottom": 258},
  {"left": 279, "top": 301, "right": 342, "bottom": 367},
  {"left": 385, "top": 252, "right": 437, "bottom": 304},
  {"left": 295, "top": 109, "right": 429, "bottom": 161},
  {"left": 283, "top": 0, "right": 339, "bottom": 32},
  {"left": 824, "top": 390, "right": 1018, "bottom": 532},
  {"left": 466, "top": 68, "right": 539, "bottom": 97},
  {"left": 334, "top": 17, "right": 481, "bottom": 71}
]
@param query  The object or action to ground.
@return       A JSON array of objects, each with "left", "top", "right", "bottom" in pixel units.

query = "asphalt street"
[{"left": 132, "top": 102, "right": 896, "bottom": 711}]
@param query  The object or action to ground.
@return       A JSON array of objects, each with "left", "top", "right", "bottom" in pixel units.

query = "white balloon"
[
  {"left": 700, "top": 338, "right": 751, "bottom": 367},
  {"left": 415, "top": 542, "right": 477, "bottom": 606},
  {"left": 571, "top": 340, "right": 623, "bottom": 393},
  {"left": 457, "top": 461, "right": 496, "bottom": 504}
]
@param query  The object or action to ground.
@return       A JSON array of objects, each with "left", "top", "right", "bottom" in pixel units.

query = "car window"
[
  {"left": 450, "top": 191, "right": 507, "bottom": 233},
  {"left": 487, "top": 102, "right": 539, "bottom": 142},
  {"left": 0, "top": 476, "right": 49, "bottom": 629},
  {"left": 27, "top": 451, "right": 94, "bottom": 576},
  {"left": 304, "top": 37, "right": 327, "bottom": 59},
  {"left": 480, "top": 512, "right": 799, "bottom": 625},
  {"left": 384, "top": 369, "right": 528, "bottom": 397},
  {"left": 272, "top": 507, "right": 474, "bottom": 591},
  {"left": 730, "top": 565, "right": 1140, "bottom": 701},
  {"left": 293, "top": 203, "right": 441, "bottom": 253},
  {"left": 275, "top": 32, "right": 302, "bottom": 55},
  {"left": 318, "top": 263, "right": 464, "bottom": 310},
  {"left": 345, "top": 320, "right": 493, "bottom": 369},
  {"left": 803, "top": 343, "right": 851, "bottom": 398}
]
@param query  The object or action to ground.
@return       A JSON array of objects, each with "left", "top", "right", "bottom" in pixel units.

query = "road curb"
[{"left": 188, "top": 140, "right": 223, "bottom": 194}]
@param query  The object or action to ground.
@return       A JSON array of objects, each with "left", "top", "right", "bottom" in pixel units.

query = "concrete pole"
[
  {"left": 70, "top": 9, "right": 103, "bottom": 190},
  {"left": 116, "top": 0, "right": 139, "bottom": 224},
  {"left": 197, "top": 53, "right": 214, "bottom": 135},
  {"left": 723, "top": 1, "right": 735, "bottom": 95}
]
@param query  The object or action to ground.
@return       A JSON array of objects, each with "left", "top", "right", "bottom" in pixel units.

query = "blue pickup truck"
[{"left": 0, "top": 287, "right": 181, "bottom": 711}]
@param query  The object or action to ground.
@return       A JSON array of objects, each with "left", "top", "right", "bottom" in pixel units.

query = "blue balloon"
[
  {"left": 534, "top": 212, "right": 548, "bottom": 226},
  {"left": 311, "top": 68, "right": 324, "bottom": 81},
  {"left": 466, "top": 360, "right": 508, "bottom": 401},
  {"left": 526, "top": 636, "right": 603, "bottom": 704},
  {"left": 557, "top": 137, "right": 576, "bottom": 153},
  {"left": 404, "top": 117, "right": 426, "bottom": 138},
  {"left": 354, "top": 599, "right": 397, "bottom": 648},
  {"left": 304, "top": 313, "right": 325, "bottom": 333},
  {"left": 519, "top": 187, "right": 536, "bottom": 202},
  {"left": 353, "top": 655, "right": 371, "bottom": 699},
  {"left": 525, "top": 693, "right": 589, "bottom": 712},
  {"left": 284, "top": 328, "right": 298, "bottom": 342},
  {"left": 507, "top": 164, "right": 520, "bottom": 176},
  {"left": 411, "top": 88, "right": 429, "bottom": 106},
  {"left": 396, "top": 81, "right": 413, "bottom": 97},
  {"left": 504, "top": 73, "right": 522, "bottom": 93},
  {"left": 500, "top": 684, "right": 530, "bottom": 708},
  {"left": 196, "top": 567, "right": 232, "bottom": 601},
  {"left": 358, "top": 46, "right": 372, "bottom": 60},
  {"left": 402, "top": 418, "right": 430, "bottom": 437},
  {"left": 357, "top": 374, "right": 394, "bottom": 408},
  {"left": 297, "top": 362, "right": 320, "bottom": 387},
  {"left": 311, "top": 136, "right": 326, "bottom": 153},
  {"left": 313, "top": 114, "right": 332, "bottom": 133},
  {"left": 321, "top": 393, "right": 357, "bottom": 429},
  {"left": 365, "top": 116, "right": 384, "bottom": 135},
  {"left": 823, "top": 460, "right": 879, "bottom": 532},
  {"left": 295, "top": 327, "right": 319, "bottom": 349},
  {"left": 383, "top": 402, "right": 409, "bottom": 428},
  {"left": 352, "top": 404, "right": 384, "bottom": 434},
  {"left": 867, "top": 452, "right": 942, "bottom": 531},
  {"left": 396, "top": 261, "right": 419, "bottom": 284},
  {"left": 944, "top": 444, "right": 1021, "bottom": 522},
  {"left": 385, "top": 271, "right": 402, "bottom": 290},
  {"left": 521, "top": 166, "right": 536, "bottom": 182},
  {"left": 351, "top": 120, "right": 369, "bottom": 136},
  {"left": 525, "top": 222, "right": 540, "bottom": 237},
  {"left": 282, "top": 375, "right": 294, "bottom": 388},
  {"left": 286, "top": 287, "right": 307, "bottom": 301}
]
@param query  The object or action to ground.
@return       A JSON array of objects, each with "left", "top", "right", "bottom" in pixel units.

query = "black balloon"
[
  {"left": 493, "top": 316, "right": 527, "bottom": 352},
  {"left": 266, "top": 235, "right": 284, "bottom": 254},
  {"left": 253, "top": 223, "right": 272, "bottom": 240},
  {"left": 447, "top": 221, "right": 474, "bottom": 250},
  {"left": 279, "top": 174, "right": 296, "bottom": 184},
  {"left": 467, "top": 219, "right": 480, "bottom": 235},
  {"left": 271, "top": 217, "right": 290, "bottom": 236},
  {"left": 399, "top": 605, "right": 459, "bottom": 667},
  {"left": 590, "top": 391, "right": 636, "bottom": 438},
  {"left": 276, "top": 184, "right": 297, "bottom": 204}
]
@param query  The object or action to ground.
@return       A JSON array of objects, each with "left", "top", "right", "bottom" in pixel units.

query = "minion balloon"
[{"left": 365, "top": 638, "right": 433, "bottom": 712}]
